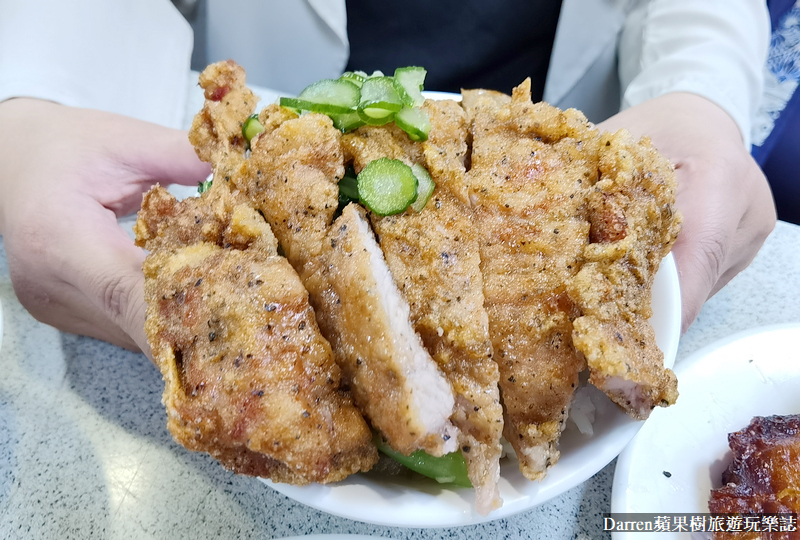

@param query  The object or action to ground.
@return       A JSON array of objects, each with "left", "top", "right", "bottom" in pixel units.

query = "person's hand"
[
  {"left": 0, "top": 98, "right": 210, "bottom": 355},
  {"left": 597, "top": 92, "right": 776, "bottom": 332}
]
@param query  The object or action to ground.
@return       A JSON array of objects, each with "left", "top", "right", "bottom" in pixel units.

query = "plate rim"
[{"left": 610, "top": 322, "right": 800, "bottom": 536}]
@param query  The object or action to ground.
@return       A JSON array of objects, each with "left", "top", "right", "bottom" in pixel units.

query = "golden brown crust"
[
  {"left": 193, "top": 61, "right": 459, "bottom": 459},
  {"left": 189, "top": 60, "right": 257, "bottom": 180},
  {"left": 138, "top": 184, "right": 377, "bottom": 483},
  {"left": 463, "top": 78, "right": 680, "bottom": 479},
  {"left": 234, "top": 112, "right": 343, "bottom": 277},
  {"left": 709, "top": 415, "right": 800, "bottom": 540},
  {"left": 463, "top": 80, "right": 593, "bottom": 480},
  {"left": 302, "top": 204, "right": 458, "bottom": 457},
  {"left": 139, "top": 61, "right": 682, "bottom": 496},
  {"left": 343, "top": 100, "right": 504, "bottom": 511}
]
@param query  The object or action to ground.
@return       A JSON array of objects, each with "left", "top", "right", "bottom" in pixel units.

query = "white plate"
[
  {"left": 266, "top": 254, "right": 681, "bottom": 527},
  {"left": 611, "top": 323, "right": 800, "bottom": 539}
]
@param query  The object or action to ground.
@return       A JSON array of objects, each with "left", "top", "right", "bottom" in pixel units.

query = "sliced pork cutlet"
[
  {"left": 419, "top": 99, "right": 473, "bottom": 204},
  {"left": 234, "top": 108, "right": 342, "bottom": 279},
  {"left": 341, "top": 104, "right": 504, "bottom": 513},
  {"left": 303, "top": 204, "right": 458, "bottom": 456},
  {"left": 462, "top": 80, "right": 596, "bottom": 481},
  {"left": 240, "top": 116, "right": 458, "bottom": 457},
  {"left": 189, "top": 63, "right": 459, "bottom": 457},
  {"left": 567, "top": 127, "right": 681, "bottom": 419},
  {"left": 135, "top": 182, "right": 377, "bottom": 483}
]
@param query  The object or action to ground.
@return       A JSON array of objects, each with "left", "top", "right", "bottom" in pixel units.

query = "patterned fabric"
[
  {"left": 752, "top": 0, "right": 800, "bottom": 156},
  {"left": 751, "top": 0, "right": 800, "bottom": 224}
]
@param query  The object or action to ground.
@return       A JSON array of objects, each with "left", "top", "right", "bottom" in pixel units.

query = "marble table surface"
[{"left": 1, "top": 80, "right": 799, "bottom": 539}]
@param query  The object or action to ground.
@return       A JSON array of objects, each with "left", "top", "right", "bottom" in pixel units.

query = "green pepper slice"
[{"left": 373, "top": 433, "right": 472, "bottom": 488}]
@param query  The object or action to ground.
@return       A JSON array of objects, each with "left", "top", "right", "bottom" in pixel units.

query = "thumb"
[
  {"left": 127, "top": 123, "right": 212, "bottom": 188},
  {"left": 52, "top": 193, "right": 154, "bottom": 356},
  {"left": 673, "top": 235, "right": 718, "bottom": 333},
  {"left": 99, "top": 122, "right": 211, "bottom": 217},
  {"left": 122, "top": 266, "right": 152, "bottom": 360}
]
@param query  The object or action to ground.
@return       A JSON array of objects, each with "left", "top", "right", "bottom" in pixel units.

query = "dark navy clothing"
[
  {"left": 753, "top": 0, "right": 800, "bottom": 224},
  {"left": 344, "top": 0, "right": 563, "bottom": 100}
]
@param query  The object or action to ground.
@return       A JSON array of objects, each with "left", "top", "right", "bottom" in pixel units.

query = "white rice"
[{"left": 568, "top": 385, "right": 597, "bottom": 436}]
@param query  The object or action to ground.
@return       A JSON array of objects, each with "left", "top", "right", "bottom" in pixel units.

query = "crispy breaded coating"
[
  {"left": 342, "top": 100, "right": 505, "bottom": 513},
  {"left": 136, "top": 183, "right": 377, "bottom": 483},
  {"left": 369, "top": 193, "right": 503, "bottom": 512},
  {"left": 463, "top": 81, "right": 593, "bottom": 480},
  {"left": 463, "top": 79, "right": 680, "bottom": 479},
  {"left": 419, "top": 99, "right": 472, "bottom": 205},
  {"left": 303, "top": 204, "right": 459, "bottom": 456},
  {"left": 568, "top": 128, "right": 681, "bottom": 418},
  {"left": 234, "top": 111, "right": 343, "bottom": 278},
  {"left": 188, "top": 60, "right": 258, "bottom": 180},
  {"left": 342, "top": 123, "right": 424, "bottom": 173},
  {"left": 193, "top": 61, "right": 459, "bottom": 458}
]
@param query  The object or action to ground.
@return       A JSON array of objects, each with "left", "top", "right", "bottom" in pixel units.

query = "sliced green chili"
[
  {"left": 339, "top": 71, "right": 366, "bottom": 88},
  {"left": 394, "top": 107, "right": 431, "bottom": 142},
  {"left": 330, "top": 111, "right": 365, "bottom": 132},
  {"left": 393, "top": 66, "right": 427, "bottom": 108},
  {"left": 279, "top": 78, "right": 360, "bottom": 115},
  {"left": 357, "top": 76, "right": 404, "bottom": 125},
  {"left": 278, "top": 67, "right": 432, "bottom": 140},
  {"left": 373, "top": 433, "right": 472, "bottom": 488}
]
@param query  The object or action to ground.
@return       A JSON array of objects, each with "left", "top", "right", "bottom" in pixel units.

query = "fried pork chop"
[
  {"left": 141, "top": 59, "right": 681, "bottom": 505},
  {"left": 567, "top": 125, "right": 680, "bottom": 418},
  {"left": 191, "top": 61, "right": 458, "bottom": 457},
  {"left": 134, "top": 182, "right": 377, "bottom": 483},
  {"left": 341, "top": 100, "right": 504, "bottom": 513},
  {"left": 462, "top": 82, "right": 593, "bottom": 480},
  {"left": 304, "top": 204, "right": 459, "bottom": 456},
  {"left": 462, "top": 80, "right": 680, "bottom": 480}
]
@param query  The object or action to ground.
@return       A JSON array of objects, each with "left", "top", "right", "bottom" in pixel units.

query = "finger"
[
  {"left": 99, "top": 125, "right": 211, "bottom": 217},
  {"left": 73, "top": 222, "right": 150, "bottom": 352},
  {"left": 124, "top": 270, "right": 152, "bottom": 360},
  {"left": 672, "top": 231, "right": 720, "bottom": 333},
  {"left": 6, "top": 232, "right": 140, "bottom": 350},
  {"left": 710, "top": 176, "right": 777, "bottom": 297},
  {"left": 28, "top": 284, "right": 140, "bottom": 351},
  {"left": 122, "top": 123, "right": 212, "bottom": 188},
  {"left": 671, "top": 164, "right": 733, "bottom": 332},
  {"left": 39, "top": 191, "right": 152, "bottom": 354}
]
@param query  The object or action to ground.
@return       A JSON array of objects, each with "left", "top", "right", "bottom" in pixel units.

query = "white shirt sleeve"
[
  {"left": 619, "top": 0, "right": 770, "bottom": 148},
  {"left": 0, "top": 0, "right": 193, "bottom": 128}
]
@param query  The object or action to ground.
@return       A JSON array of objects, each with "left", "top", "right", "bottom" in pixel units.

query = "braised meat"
[{"left": 710, "top": 415, "right": 800, "bottom": 540}]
